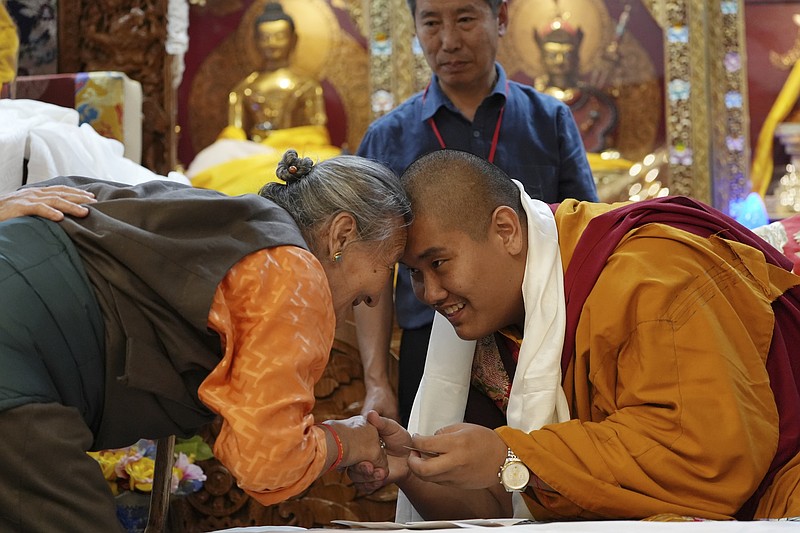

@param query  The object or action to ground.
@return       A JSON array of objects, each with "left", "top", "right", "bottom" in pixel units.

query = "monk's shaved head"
[{"left": 400, "top": 149, "right": 525, "bottom": 240}]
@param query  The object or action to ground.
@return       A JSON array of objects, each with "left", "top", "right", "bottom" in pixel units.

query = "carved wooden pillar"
[{"left": 57, "top": 0, "right": 177, "bottom": 175}]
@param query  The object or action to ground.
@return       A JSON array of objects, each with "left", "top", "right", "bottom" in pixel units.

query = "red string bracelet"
[{"left": 317, "top": 423, "right": 344, "bottom": 473}]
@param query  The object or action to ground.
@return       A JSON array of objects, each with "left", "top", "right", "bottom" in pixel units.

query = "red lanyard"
[{"left": 422, "top": 80, "right": 508, "bottom": 164}]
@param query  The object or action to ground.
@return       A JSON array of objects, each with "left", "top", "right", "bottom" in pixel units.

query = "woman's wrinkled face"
[{"left": 327, "top": 221, "right": 407, "bottom": 324}]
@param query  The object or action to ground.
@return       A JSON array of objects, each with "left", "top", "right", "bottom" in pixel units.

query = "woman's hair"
[{"left": 260, "top": 149, "right": 412, "bottom": 254}]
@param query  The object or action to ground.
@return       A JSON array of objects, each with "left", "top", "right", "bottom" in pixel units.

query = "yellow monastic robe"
[{"left": 497, "top": 200, "right": 800, "bottom": 520}]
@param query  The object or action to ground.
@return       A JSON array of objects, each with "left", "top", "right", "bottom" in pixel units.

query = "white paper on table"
[
  {"left": 207, "top": 527, "right": 306, "bottom": 533},
  {"left": 330, "top": 519, "right": 528, "bottom": 530}
]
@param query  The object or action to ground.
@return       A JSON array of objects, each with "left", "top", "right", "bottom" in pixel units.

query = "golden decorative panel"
[
  {"left": 710, "top": 0, "right": 749, "bottom": 210},
  {"left": 365, "top": 0, "right": 425, "bottom": 120},
  {"left": 644, "top": 0, "right": 748, "bottom": 206}
]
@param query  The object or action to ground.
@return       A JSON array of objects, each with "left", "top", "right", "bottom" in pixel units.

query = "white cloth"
[
  {"left": 0, "top": 125, "right": 27, "bottom": 194},
  {"left": 166, "top": 0, "right": 190, "bottom": 89},
  {"left": 185, "top": 138, "right": 276, "bottom": 179},
  {"left": 208, "top": 519, "right": 800, "bottom": 532},
  {"left": 0, "top": 99, "right": 76, "bottom": 193},
  {"left": 396, "top": 180, "right": 571, "bottom": 521},
  {"left": 753, "top": 219, "right": 790, "bottom": 254},
  {"left": 0, "top": 99, "right": 188, "bottom": 193}
]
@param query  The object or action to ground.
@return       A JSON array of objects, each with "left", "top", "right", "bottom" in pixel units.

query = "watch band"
[{"left": 499, "top": 447, "right": 530, "bottom": 492}]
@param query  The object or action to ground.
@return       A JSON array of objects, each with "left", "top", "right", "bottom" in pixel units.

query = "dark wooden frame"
[{"left": 57, "top": 0, "right": 177, "bottom": 175}]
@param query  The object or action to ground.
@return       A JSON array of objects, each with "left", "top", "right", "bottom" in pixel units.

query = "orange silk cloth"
[{"left": 198, "top": 245, "right": 335, "bottom": 506}]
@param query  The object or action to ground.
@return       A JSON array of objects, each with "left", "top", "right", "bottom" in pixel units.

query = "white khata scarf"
[{"left": 396, "top": 180, "right": 571, "bottom": 521}]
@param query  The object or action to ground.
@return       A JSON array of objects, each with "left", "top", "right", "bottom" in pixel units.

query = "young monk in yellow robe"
[{"left": 351, "top": 149, "right": 800, "bottom": 521}]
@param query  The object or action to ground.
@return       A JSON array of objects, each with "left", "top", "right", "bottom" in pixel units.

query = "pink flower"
[
  {"left": 88, "top": 439, "right": 208, "bottom": 496},
  {"left": 171, "top": 452, "right": 207, "bottom": 496}
]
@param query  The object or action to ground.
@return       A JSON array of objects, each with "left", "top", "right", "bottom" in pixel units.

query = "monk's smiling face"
[{"left": 401, "top": 206, "right": 526, "bottom": 340}]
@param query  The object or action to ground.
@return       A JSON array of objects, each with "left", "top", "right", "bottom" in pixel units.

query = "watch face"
[{"left": 501, "top": 461, "right": 530, "bottom": 491}]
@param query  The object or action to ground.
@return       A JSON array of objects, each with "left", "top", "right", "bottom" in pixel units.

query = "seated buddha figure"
[
  {"left": 227, "top": 2, "right": 327, "bottom": 143},
  {"left": 194, "top": 2, "right": 339, "bottom": 196},
  {"left": 534, "top": 18, "right": 618, "bottom": 153}
]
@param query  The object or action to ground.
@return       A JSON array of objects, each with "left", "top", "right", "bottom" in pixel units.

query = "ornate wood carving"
[
  {"left": 57, "top": 0, "right": 177, "bottom": 175},
  {"left": 167, "top": 337, "right": 398, "bottom": 532}
]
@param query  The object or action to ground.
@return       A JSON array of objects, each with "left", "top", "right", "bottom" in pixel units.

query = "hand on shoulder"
[{"left": 0, "top": 185, "right": 96, "bottom": 222}]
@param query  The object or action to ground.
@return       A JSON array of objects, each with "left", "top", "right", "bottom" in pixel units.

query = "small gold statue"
[
  {"left": 533, "top": 17, "right": 618, "bottom": 153},
  {"left": 228, "top": 2, "right": 327, "bottom": 142},
  {"left": 534, "top": 18, "right": 584, "bottom": 103}
]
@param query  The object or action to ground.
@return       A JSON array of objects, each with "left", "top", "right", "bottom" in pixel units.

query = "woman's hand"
[
  {"left": 407, "top": 423, "right": 508, "bottom": 490},
  {"left": 0, "top": 186, "right": 96, "bottom": 222},
  {"left": 322, "top": 414, "right": 388, "bottom": 486},
  {"left": 348, "top": 410, "right": 413, "bottom": 493}
]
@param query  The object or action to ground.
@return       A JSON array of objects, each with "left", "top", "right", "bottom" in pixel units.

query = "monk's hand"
[
  {"left": 348, "top": 410, "right": 412, "bottom": 493},
  {"left": 407, "top": 423, "right": 508, "bottom": 490},
  {"left": 0, "top": 186, "right": 96, "bottom": 222}
]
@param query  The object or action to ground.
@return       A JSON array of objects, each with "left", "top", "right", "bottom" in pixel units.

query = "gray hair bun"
[{"left": 276, "top": 149, "right": 315, "bottom": 185}]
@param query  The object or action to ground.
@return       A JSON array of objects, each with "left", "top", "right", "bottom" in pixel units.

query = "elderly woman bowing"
[{"left": 0, "top": 149, "right": 410, "bottom": 532}]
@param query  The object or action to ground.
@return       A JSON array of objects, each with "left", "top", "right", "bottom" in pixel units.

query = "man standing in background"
[{"left": 355, "top": 0, "right": 598, "bottom": 425}]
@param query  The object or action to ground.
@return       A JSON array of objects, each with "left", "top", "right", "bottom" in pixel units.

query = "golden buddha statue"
[
  {"left": 227, "top": 2, "right": 327, "bottom": 143},
  {"left": 533, "top": 17, "right": 618, "bottom": 153},
  {"left": 192, "top": 2, "right": 339, "bottom": 196}
]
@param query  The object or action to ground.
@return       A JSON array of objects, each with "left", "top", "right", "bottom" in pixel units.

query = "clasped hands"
[{"left": 347, "top": 411, "right": 508, "bottom": 493}]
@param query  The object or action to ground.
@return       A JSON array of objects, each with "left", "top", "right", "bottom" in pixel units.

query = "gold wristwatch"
[{"left": 498, "top": 448, "right": 530, "bottom": 492}]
